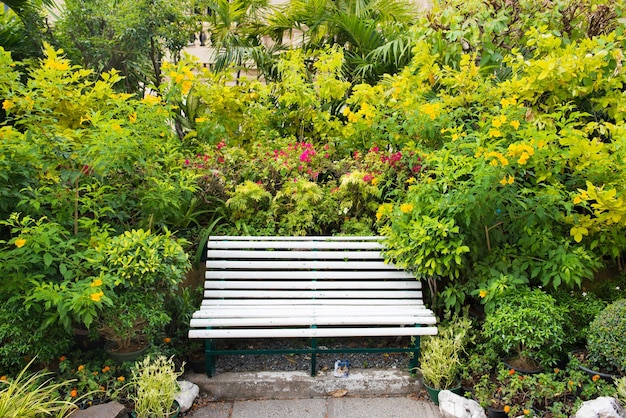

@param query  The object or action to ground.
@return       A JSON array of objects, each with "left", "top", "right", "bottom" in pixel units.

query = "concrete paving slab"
[
  {"left": 328, "top": 397, "right": 442, "bottom": 418},
  {"left": 231, "top": 399, "right": 328, "bottom": 418},
  {"left": 188, "top": 401, "right": 233, "bottom": 418}
]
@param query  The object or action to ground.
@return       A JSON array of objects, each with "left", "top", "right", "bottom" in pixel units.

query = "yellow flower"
[
  {"left": 342, "top": 107, "right": 351, "bottom": 117},
  {"left": 128, "top": 112, "right": 137, "bottom": 123},
  {"left": 2, "top": 100, "right": 14, "bottom": 111},
  {"left": 371, "top": 177, "right": 379, "bottom": 186},
  {"left": 90, "top": 291, "right": 104, "bottom": 302},
  {"left": 406, "top": 177, "right": 416, "bottom": 184},
  {"left": 523, "top": 409, "right": 530, "bottom": 415},
  {"left": 485, "top": 151, "right": 509, "bottom": 166},
  {"left": 400, "top": 203, "right": 414, "bottom": 214},
  {"left": 117, "top": 376, "right": 125, "bottom": 382},
  {"left": 420, "top": 102, "right": 442, "bottom": 120},
  {"left": 518, "top": 152, "right": 530, "bottom": 165},
  {"left": 376, "top": 203, "right": 393, "bottom": 221},
  {"left": 479, "top": 290, "right": 487, "bottom": 298},
  {"left": 500, "top": 97, "right": 517, "bottom": 108},
  {"left": 489, "top": 129, "right": 502, "bottom": 138},
  {"left": 195, "top": 117, "right": 207, "bottom": 123},
  {"left": 91, "top": 279, "right": 103, "bottom": 287},
  {"left": 499, "top": 175, "right": 514, "bottom": 186},
  {"left": 510, "top": 120, "right": 520, "bottom": 130},
  {"left": 573, "top": 195, "right": 583, "bottom": 204},
  {"left": 503, "top": 405, "right": 511, "bottom": 414},
  {"left": 15, "top": 238, "right": 26, "bottom": 248}
]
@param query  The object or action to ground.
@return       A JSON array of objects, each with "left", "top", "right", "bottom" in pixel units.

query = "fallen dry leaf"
[{"left": 328, "top": 389, "right": 348, "bottom": 398}]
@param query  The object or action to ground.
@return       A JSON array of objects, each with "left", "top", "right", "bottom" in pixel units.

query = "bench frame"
[{"left": 188, "top": 236, "right": 438, "bottom": 377}]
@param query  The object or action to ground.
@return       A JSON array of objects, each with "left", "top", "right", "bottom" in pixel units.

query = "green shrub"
[
  {"left": 587, "top": 298, "right": 626, "bottom": 374},
  {"left": 552, "top": 290, "right": 606, "bottom": 349},
  {"left": 483, "top": 288, "right": 566, "bottom": 369},
  {"left": 0, "top": 299, "right": 73, "bottom": 373}
]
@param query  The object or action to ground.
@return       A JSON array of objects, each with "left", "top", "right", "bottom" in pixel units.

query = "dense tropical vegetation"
[{"left": 1, "top": 0, "right": 626, "bottom": 414}]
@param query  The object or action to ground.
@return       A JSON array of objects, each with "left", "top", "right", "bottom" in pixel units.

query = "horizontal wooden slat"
[
  {"left": 203, "top": 290, "right": 422, "bottom": 299},
  {"left": 203, "top": 280, "right": 422, "bottom": 290},
  {"left": 210, "top": 236, "right": 381, "bottom": 241},
  {"left": 206, "top": 250, "right": 384, "bottom": 260},
  {"left": 190, "top": 315, "right": 434, "bottom": 327},
  {"left": 200, "top": 299, "right": 425, "bottom": 307},
  {"left": 208, "top": 240, "right": 383, "bottom": 250},
  {"left": 194, "top": 305, "right": 434, "bottom": 318},
  {"left": 205, "top": 270, "right": 415, "bottom": 280},
  {"left": 206, "top": 260, "right": 398, "bottom": 270},
  {"left": 188, "top": 326, "right": 438, "bottom": 339}
]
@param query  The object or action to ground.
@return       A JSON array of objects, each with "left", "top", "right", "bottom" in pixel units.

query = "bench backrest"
[{"left": 202, "top": 236, "right": 425, "bottom": 307}]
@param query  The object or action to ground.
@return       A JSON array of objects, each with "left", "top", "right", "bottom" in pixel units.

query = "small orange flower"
[
  {"left": 523, "top": 409, "right": 530, "bottom": 415},
  {"left": 77, "top": 365, "right": 85, "bottom": 371},
  {"left": 503, "top": 405, "right": 511, "bottom": 414},
  {"left": 509, "top": 369, "right": 515, "bottom": 376},
  {"left": 59, "top": 356, "right": 67, "bottom": 362},
  {"left": 102, "top": 366, "right": 110, "bottom": 373},
  {"left": 99, "top": 386, "right": 105, "bottom": 391},
  {"left": 92, "top": 371, "right": 98, "bottom": 376},
  {"left": 592, "top": 374, "right": 600, "bottom": 382},
  {"left": 163, "top": 337, "right": 172, "bottom": 344},
  {"left": 70, "top": 388, "right": 78, "bottom": 398},
  {"left": 15, "top": 238, "right": 26, "bottom": 248},
  {"left": 479, "top": 290, "right": 487, "bottom": 298},
  {"left": 117, "top": 376, "right": 125, "bottom": 382},
  {"left": 0, "top": 375, "right": 7, "bottom": 381}
]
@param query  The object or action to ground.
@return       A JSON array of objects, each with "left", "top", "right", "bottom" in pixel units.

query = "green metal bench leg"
[
  {"left": 409, "top": 327, "right": 421, "bottom": 374},
  {"left": 310, "top": 326, "right": 318, "bottom": 377},
  {"left": 205, "top": 339, "right": 217, "bottom": 377}
]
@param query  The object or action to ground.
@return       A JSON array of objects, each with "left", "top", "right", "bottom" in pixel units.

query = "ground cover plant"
[{"left": 1, "top": 0, "right": 626, "bottom": 414}]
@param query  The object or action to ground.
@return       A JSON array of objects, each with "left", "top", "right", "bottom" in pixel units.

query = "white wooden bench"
[{"left": 188, "top": 236, "right": 438, "bottom": 377}]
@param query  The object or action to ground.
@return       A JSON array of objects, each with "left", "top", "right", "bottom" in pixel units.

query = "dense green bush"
[
  {"left": 482, "top": 288, "right": 566, "bottom": 368},
  {"left": 587, "top": 298, "right": 626, "bottom": 373}
]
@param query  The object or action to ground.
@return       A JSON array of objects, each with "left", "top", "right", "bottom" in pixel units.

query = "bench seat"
[{"left": 188, "top": 236, "right": 438, "bottom": 376}]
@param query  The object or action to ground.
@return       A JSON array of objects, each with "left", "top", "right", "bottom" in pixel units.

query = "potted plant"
[
  {"left": 130, "top": 355, "right": 184, "bottom": 418},
  {"left": 418, "top": 315, "right": 471, "bottom": 405},
  {"left": 99, "top": 292, "right": 171, "bottom": 361},
  {"left": 91, "top": 229, "right": 190, "bottom": 359},
  {"left": 482, "top": 288, "right": 566, "bottom": 371}
]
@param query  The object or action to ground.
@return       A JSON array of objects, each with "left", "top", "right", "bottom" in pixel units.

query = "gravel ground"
[{"left": 211, "top": 336, "right": 413, "bottom": 374}]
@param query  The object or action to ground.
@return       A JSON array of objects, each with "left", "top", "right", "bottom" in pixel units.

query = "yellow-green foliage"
[{"left": 0, "top": 360, "right": 78, "bottom": 418}]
